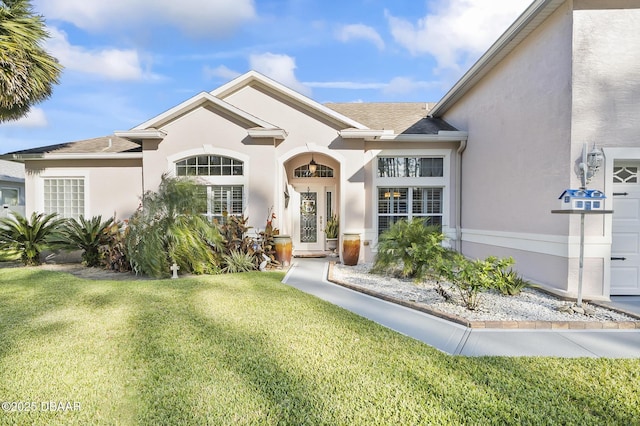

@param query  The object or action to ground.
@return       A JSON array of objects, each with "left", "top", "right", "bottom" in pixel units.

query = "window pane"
[
  {"left": 43, "top": 178, "right": 84, "bottom": 219},
  {"left": 0, "top": 188, "right": 19, "bottom": 205},
  {"left": 175, "top": 155, "right": 244, "bottom": 176},
  {"left": 377, "top": 186, "right": 442, "bottom": 235},
  {"left": 377, "top": 157, "right": 444, "bottom": 177}
]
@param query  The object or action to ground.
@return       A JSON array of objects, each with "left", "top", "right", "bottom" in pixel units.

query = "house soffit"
[{"left": 210, "top": 70, "right": 369, "bottom": 131}]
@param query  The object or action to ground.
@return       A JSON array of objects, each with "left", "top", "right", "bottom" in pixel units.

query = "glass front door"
[
  {"left": 300, "top": 190, "right": 318, "bottom": 243},
  {"left": 293, "top": 185, "right": 327, "bottom": 252}
]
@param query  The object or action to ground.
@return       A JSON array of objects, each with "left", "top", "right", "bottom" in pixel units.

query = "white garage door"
[{"left": 611, "top": 162, "right": 640, "bottom": 295}]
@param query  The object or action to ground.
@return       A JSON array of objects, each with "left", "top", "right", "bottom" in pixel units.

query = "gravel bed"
[{"left": 332, "top": 263, "right": 638, "bottom": 323}]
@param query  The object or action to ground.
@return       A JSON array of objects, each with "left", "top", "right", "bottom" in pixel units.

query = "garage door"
[{"left": 611, "top": 162, "right": 640, "bottom": 295}]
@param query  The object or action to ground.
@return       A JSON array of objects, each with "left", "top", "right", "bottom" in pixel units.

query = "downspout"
[{"left": 455, "top": 139, "right": 467, "bottom": 252}]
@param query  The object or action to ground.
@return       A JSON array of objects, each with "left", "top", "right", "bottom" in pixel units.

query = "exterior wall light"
[{"left": 578, "top": 144, "right": 604, "bottom": 188}]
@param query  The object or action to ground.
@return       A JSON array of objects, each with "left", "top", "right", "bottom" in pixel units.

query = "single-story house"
[
  {"left": 0, "top": 159, "right": 25, "bottom": 218},
  {"left": 3, "top": 0, "right": 639, "bottom": 300}
]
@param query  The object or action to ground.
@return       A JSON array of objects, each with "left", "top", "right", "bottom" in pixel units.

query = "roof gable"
[
  {"left": 211, "top": 71, "right": 368, "bottom": 130},
  {"left": 132, "top": 91, "right": 282, "bottom": 132}
]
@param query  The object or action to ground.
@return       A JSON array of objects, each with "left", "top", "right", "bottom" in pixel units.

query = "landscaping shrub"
[
  {"left": 0, "top": 211, "right": 65, "bottom": 266},
  {"left": 100, "top": 220, "right": 131, "bottom": 272},
  {"left": 53, "top": 215, "right": 114, "bottom": 267},
  {"left": 221, "top": 250, "right": 256, "bottom": 273},
  {"left": 493, "top": 266, "right": 530, "bottom": 296},
  {"left": 372, "top": 218, "right": 447, "bottom": 279},
  {"left": 372, "top": 219, "right": 529, "bottom": 310},
  {"left": 125, "top": 176, "right": 223, "bottom": 278},
  {"left": 215, "top": 209, "right": 280, "bottom": 271}
]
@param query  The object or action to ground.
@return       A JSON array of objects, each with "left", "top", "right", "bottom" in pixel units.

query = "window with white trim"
[
  {"left": 377, "top": 187, "right": 442, "bottom": 235},
  {"left": 197, "top": 185, "right": 244, "bottom": 222},
  {"left": 377, "top": 157, "right": 443, "bottom": 178},
  {"left": 176, "top": 155, "right": 243, "bottom": 176},
  {"left": 0, "top": 187, "right": 19, "bottom": 206},
  {"left": 44, "top": 178, "right": 85, "bottom": 219},
  {"left": 294, "top": 164, "right": 334, "bottom": 178}
]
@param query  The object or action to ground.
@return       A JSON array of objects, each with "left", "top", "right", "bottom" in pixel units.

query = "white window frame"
[
  {"left": 169, "top": 147, "right": 249, "bottom": 220},
  {"left": 372, "top": 149, "right": 451, "bottom": 244},
  {"left": 0, "top": 187, "right": 20, "bottom": 206},
  {"left": 36, "top": 170, "right": 89, "bottom": 219}
]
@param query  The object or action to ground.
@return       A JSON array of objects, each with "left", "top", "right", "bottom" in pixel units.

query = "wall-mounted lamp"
[
  {"left": 578, "top": 143, "right": 604, "bottom": 188},
  {"left": 308, "top": 155, "right": 318, "bottom": 175}
]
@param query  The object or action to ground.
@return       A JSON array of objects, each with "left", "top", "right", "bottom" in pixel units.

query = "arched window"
[
  {"left": 176, "top": 155, "right": 244, "bottom": 176},
  {"left": 294, "top": 164, "right": 334, "bottom": 178}
]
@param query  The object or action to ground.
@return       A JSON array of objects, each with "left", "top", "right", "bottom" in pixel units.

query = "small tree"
[
  {"left": 125, "top": 175, "right": 223, "bottom": 278},
  {"left": 0, "top": 211, "right": 65, "bottom": 265}
]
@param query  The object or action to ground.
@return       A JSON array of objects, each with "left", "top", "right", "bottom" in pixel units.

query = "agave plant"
[
  {"left": 54, "top": 215, "right": 115, "bottom": 267},
  {"left": 0, "top": 211, "right": 65, "bottom": 266}
]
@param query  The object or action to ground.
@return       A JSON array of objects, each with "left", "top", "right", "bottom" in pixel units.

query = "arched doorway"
[{"left": 284, "top": 153, "right": 339, "bottom": 254}]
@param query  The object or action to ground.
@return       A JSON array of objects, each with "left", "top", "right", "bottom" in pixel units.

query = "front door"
[
  {"left": 293, "top": 185, "right": 329, "bottom": 252},
  {"left": 611, "top": 162, "right": 640, "bottom": 295}
]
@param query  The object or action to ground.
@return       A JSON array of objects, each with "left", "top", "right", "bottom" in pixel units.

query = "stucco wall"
[
  {"left": 141, "top": 105, "right": 279, "bottom": 230},
  {"left": 441, "top": 2, "right": 576, "bottom": 291},
  {"left": 25, "top": 159, "right": 142, "bottom": 221},
  {"left": 571, "top": 0, "right": 640, "bottom": 189},
  {"left": 221, "top": 84, "right": 368, "bottom": 246},
  {"left": 444, "top": 2, "right": 574, "bottom": 236}
]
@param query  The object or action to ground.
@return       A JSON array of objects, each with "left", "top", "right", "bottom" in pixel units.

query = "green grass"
[{"left": 0, "top": 268, "right": 639, "bottom": 425}]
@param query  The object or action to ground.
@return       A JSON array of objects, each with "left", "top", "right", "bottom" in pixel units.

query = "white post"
[{"left": 577, "top": 213, "right": 585, "bottom": 307}]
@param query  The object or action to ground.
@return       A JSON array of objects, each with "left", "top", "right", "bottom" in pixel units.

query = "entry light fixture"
[{"left": 308, "top": 155, "right": 318, "bottom": 175}]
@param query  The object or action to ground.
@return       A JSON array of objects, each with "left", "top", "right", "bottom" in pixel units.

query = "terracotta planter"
[
  {"left": 274, "top": 235, "right": 292, "bottom": 267},
  {"left": 342, "top": 233, "right": 360, "bottom": 266}
]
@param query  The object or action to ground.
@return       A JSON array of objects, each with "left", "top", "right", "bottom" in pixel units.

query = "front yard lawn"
[{"left": 0, "top": 267, "right": 639, "bottom": 425}]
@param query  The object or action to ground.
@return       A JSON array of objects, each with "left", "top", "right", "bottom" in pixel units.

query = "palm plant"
[
  {"left": 125, "top": 175, "right": 223, "bottom": 278},
  {"left": 0, "top": 211, "right": 65, "bottom": 265},
  {"left": 54, "top": 215, "right": 115, "bottom": 267},
  {"left": 0, "top": 0, "right": 62, "bottom": 122}
]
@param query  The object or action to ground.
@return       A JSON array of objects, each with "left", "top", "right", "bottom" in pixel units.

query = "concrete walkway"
[{"left": 282, "top": 258, "right": 640, "bottom": 358}]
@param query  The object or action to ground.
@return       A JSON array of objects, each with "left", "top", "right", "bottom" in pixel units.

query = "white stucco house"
[
  {"left": 3, "top": 0, "right": 639, "bottom": 300},
  {"left": 0, "top": 159, "right": 25, "bottom": 218}
]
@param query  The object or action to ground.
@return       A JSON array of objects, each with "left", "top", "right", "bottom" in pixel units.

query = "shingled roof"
[
  {"left": 6, "top": 135, "right": 141, "bottom": 156},
  {"left": 324, "top": 102, "right": 458, "bottom": 134}
]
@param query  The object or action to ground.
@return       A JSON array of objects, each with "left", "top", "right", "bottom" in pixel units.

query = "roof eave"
[
  {"left": 114, "top": 129, "right": 167, "bottom": 140},
  {"left": 339, "top": 129, "right": 394, "bottom": 139},
  {"left": 430, "top": 0, "right": 566, "bottom": 117},
  {"left": 3, "top": 153, "right": 143, "bottom": 162},
  {"left": 247, "top": 127, "right": 288, "bottom": 140},
  {"left": 374, "top": 131, "right": 469, "bottom": 143}
]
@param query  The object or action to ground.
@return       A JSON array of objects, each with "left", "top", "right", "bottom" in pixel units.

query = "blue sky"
[{"left": 0, "top": 0, "right": 533, "bottom": 153}]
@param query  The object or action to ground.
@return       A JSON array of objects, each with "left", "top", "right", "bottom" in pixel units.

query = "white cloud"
[
  {"left": 249, "top": 53, "right": 311, "bottom": 96},
  {"left": 46, "top": 27, "right": 153, "bottom": 81},
  {"left": 35, "top": 0, "right": 256, "bottom": 37},
  {"left": 0, "top": 108, "right": 48, "bottom": 128},
  {"left": 203, "top": 65, "right": 242, "bottom": 81},
  {"left": 336, "top": 24, "right": 385, "bottom": 50},
  {"left": 386, "top": 0, "right": 531, "bottom": 70}
]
